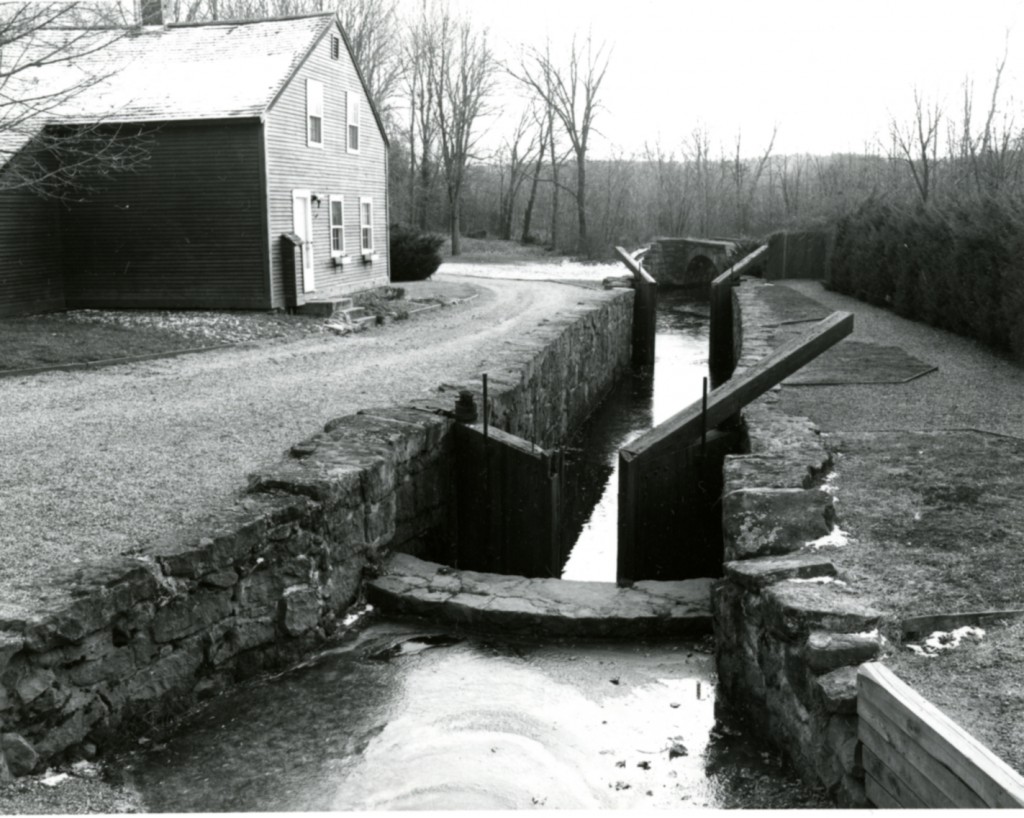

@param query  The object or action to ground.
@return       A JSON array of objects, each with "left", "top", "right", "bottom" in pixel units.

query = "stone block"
[
  {"left": 151, "top": 590, "right": 233, "bottom": 644},
  {"left": 14, "top": 668, "right": 55, "bottom": 706},
  {"left": 237, "top": 571, "right": 288, "bottom": 615},
  {"left": 805, "top": 630, "right": 881, "bottom": 673},
  {"left": 60, "top": 630, "right": 115, "bottom": 665},
  {"left": 201, "top": 570, "right": 239, "bottom": 589},
  {"left": 814, "top": 666, "right": 858, "bottom": 714},
  {"left": 837, "top": 773, "right": 868, "bottom": 808},
  {"left": 125, "top": 640, "right": 204, "bottom": 703},
  {"left": 724, "top": 453, "right": 826, "bottom": 491},
  {"left": 280, "top": 586, "right": 321, "bottom": 637},
  {"left": 826, "top": 714, "right": 862, "bottom": 776},
  {"left": 723, "top": 487, "right": 833, "bottom": 560},
  {"left": 764, "top": 582, "right": 881, "bottom": 639},
  {"left": 2, "top": 733, "right": 38, "bottom": 776},
  {"left": 724, "top": 553, "right": 837, "bottom": 590},
  {"left": 363, "top": 493, "right": 397, "bottom": 546},
  {"left": 0, "top": 633, "right": 23, "bottom": 676},
  {"left": 67, "top": 647, "right": 136, "bottom": 687},
  {"left": 154, "top": 495, "right": 312, "bottom": 578},
  {"left": 208, "top": 617, "right": 277, "bottom": 667}
]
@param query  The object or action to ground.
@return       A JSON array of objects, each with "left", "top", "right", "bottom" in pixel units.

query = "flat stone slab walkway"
[{"left": 367, "top": 554, "right": 713, "bottom": 638}]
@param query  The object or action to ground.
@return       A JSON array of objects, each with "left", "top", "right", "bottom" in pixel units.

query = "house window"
[
  {"left": 307, "top": 79, "right": 324, "bottom": 147},
  {"left": 347, "top": 91, "right": 360, "bottom": 153},
  {"left": 331, "top": 36, "right": 340, "bottom": 60},
  {"left": 360, "top": 197, "right": 374, "bottom": 253},
  {"left": 329, "top": 195, "right": 345, "bottom": 256}
]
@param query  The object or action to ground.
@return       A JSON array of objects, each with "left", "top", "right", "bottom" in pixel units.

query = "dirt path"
[{"left": 0, "top": 273, "right": 604, "bottom": 610}]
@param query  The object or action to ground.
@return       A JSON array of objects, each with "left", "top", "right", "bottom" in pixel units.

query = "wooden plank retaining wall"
[{"left": 858, "top": 662, "right": 1024, "bottom": 808}]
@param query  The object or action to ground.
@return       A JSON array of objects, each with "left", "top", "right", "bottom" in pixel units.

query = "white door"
[{"left": 292, "top": 190, "right": 315, "bottom": 293}]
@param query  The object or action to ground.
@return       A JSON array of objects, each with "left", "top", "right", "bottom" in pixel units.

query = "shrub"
[
  {"left": 829, "top": 194, "right": 1024, "bottom": 362},
  {"left": 389, "top": 224, "right": 444, "bottom": 282}
]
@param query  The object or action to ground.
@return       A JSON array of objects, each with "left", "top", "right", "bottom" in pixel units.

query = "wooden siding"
[
  {"left": 0, "top": 184, "right": 64, "bottom": 317},
  {"left": 858, "top": 662, "right": 1024, "bottom": 808},
  {"left": 264, "top": 19, "right": 389, "bottom": 308},
  {"left": 62, "top": 120, "right": 268, "bottom": 309}
]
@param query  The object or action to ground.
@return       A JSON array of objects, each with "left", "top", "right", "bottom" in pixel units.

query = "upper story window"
[
  {"left": 306, "top": 79, "right": 324, "bottom": 148},
  {"left": 329, "top": 195, "right": 345, "bottom": 256},
  {"left": 347, "top": 91, "right": 360, "bottom": 154},
  {"left": 330, "top": 35, "right": 340, "bottom": 60},
  {"left": 360, "top": 197, "right": 374, "bottom": 253}
]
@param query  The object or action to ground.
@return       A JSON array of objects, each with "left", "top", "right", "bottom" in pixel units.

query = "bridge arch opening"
[{"left": 684, "top": 254, "right": 719, "bottom": 284}]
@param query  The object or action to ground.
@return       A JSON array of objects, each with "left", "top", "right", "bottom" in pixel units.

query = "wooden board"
[
  {"left": 858, "top": 715, "right": 970, "bottom": 808},
  {"left": 862, "top": 746, "right": 929, "bottom": 808},
  {"left": 614, "top": 246, "right": 657, "bottom": 368},
  {"left": 618, "top": 311, "right": 851, "bottom": 585},
  {"left": 622, "top": 311, "right": 853, "bottom": 462},
  {"left": 454, "top": 423, "right": 561, "bottom": 578},
  {"left": 858, "top": 663, "right": 1024, "bottom": 808},
  {"left": 783, "top": 340, "right": 937, "bottom": 385}
]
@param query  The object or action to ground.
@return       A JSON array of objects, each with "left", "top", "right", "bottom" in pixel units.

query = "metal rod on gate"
[
  {"left": 701, "top": 376, "right": 708, "bottom": 458},
  {"left": 482, "top": 373, "right": 489, "bottom": 439}
]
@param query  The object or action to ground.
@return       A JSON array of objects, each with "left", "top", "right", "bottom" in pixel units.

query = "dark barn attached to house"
[{"left": 0, "top": 13, "right": 389, "bottom": 317}]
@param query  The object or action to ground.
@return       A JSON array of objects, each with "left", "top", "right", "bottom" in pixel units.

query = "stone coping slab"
[{"left": 366, "top": 553, "right": 713, "bottom": 638}]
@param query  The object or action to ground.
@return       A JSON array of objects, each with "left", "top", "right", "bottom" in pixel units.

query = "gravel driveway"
[{"left": 0, "top": 266, "right": 617, "bottom": 610}]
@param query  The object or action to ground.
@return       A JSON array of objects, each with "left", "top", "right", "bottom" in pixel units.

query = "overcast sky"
[{"left": 409, "top": 0, "right": 1024, "bottom": 160}]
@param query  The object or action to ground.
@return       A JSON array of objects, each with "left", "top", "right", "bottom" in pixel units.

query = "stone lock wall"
[
  {"left": 712, "top": 280, "right": 882, "bottom": 807},
  {"left": 0, "top": 288, "right": 633, "bottom": 779}
]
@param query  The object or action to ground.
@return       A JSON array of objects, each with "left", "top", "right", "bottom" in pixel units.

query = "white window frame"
[
  {"left": 330, "top": 35, "right": 340, "bottom": 60},
  {"left": 347, "top": 91, "right": 361, "bottom": 154},
  {"left": 306, "top": 79, "right": 324, "bottom": 148},
  {"left": 360, "top": 196, "right": 374, "bottom": 257},
  {"left": 329, "top": 194, "right": 348, "bottom": 262}
]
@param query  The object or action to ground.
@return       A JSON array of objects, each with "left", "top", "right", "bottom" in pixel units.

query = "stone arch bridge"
[{"left": 639, "top": 237, "right": 738, "bottom": 286}]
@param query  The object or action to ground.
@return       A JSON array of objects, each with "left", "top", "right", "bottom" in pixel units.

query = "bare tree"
[
  {"left": 520, "top": 106, "right": 548, "bottom": 243},
  {"left": 730, "top": 127, "right": 776, "bottom": 232},
  {"left": 428, "top": 2, "right": 495, "bottom": 255},
  {"left": 891, "top": 89, "right": 942, "bottom": 204},
  {"left": 402, "top": 6, "right": 440, "bottom": 228},
  {"left": 335, "top": 0, "right": 403, "bottom": 120},
  {"left": 0, "top": 1, "right": 149, "bottom": 198},
  {"left": 512, "top": 33, "right": 611, "bottom": 255},
  {"left": 496, "top": 107, "right": 538, "bottom": 240}
]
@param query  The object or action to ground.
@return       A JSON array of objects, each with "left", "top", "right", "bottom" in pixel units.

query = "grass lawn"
[
  {"left": 818, "top": 429, "right": 1024, "bottom": 775},
  {"left": 0, "top": 309, "right": 334, "bottom": 372}
]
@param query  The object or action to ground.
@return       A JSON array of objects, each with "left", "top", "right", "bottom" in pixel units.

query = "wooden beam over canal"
[{"left": 617, "top": 310, "right": 854, "bottom": 584}]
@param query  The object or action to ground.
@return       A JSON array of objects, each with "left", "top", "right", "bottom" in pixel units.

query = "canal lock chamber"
[
  {"left": 446, "top": 286, "right": 742, "bottom": 585},
  {"left": 114, "top": 285, "right": 833, "bottom": 810}
]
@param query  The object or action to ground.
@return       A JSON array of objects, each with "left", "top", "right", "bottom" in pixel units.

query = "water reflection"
[
  {"left": 560, "top": 290, "right": 712, "bottom": 581},
  {"left": 124, "top": 619, "right": 830, "bottom": 811}
]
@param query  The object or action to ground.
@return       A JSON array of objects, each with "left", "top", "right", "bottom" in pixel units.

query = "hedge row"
[{"left": 829, "top": 197, "right": 1024, "bottom": 360}]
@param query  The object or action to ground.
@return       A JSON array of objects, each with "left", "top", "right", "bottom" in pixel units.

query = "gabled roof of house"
[{"left": 1, "top": 12, "right": 388, "bottom": 168}]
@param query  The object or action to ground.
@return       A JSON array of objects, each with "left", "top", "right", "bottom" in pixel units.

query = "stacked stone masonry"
[
  {"left": 712, "top": 279, "right": 880, "bottom": 808},
  {"left": 0, "top": 288, "right": 633, "bottom": 779}
]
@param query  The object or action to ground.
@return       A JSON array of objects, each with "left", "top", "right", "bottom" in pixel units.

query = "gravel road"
[{"left": 0, "top": 267, "right": 615, "bottom": 610}]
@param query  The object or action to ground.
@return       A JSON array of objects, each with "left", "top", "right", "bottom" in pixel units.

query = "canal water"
[
  {"left": 120, "top": 284, "right": 831, "bottom": 811},
  {"left": 560, "top": 287, "right": 713, "bottom": 582},
  {"left": 123, "top": 618, "right": 830, "bottom": 811}
]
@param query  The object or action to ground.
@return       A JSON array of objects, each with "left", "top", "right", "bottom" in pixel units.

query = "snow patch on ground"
[
  {"left": 906, "top": 625, "right": 986, "bottom": 657},
  {"left": 805, "top": 526, "right": 849, "bottom": 549},
  {"left": 786, "top": 576, "right": 847, "bottom": 586}
]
